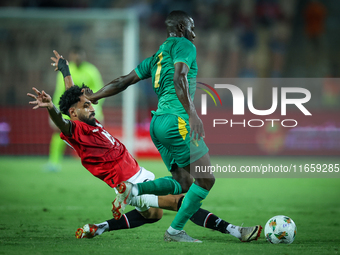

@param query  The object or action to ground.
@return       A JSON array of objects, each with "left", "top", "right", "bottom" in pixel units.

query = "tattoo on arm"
[{"left": 47, "top": 105, "right": 72, "bottom": 136}]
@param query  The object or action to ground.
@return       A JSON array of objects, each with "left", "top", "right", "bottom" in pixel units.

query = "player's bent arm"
[
  {"left": 47, "top": 104, "right": 72, "bottom": 137},
  {"left": 56, "top": 73, "right": 75, "bottom": 93},
  {"left": 173, "top": 62, "right": 205, "bottom": 139},
  {"left": 64, "top": 75, "right": 74, "bottom": 90},
  {"left": 58, "top": 59, "right": 74, "bottom": 90},
  {"left": 55, "top": 55, "right": 74, "bottom": 90},
  {"left": 173, "top": 62, "right": 196, "bottom": 116},
  {"left": 87, "top": 70, "right": 140, "bottom": 102},
  {"left": 28, "top": 87, "right": 72, "bottom": 136}
]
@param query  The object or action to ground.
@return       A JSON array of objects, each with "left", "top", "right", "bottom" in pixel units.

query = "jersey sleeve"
[
  {"left": 62, "top": 120, "right": 90, "bottom": 139},
  {"left": 172, "top": 39, "right": 196, "bottom": 68},
  {"left": 135, "top": 56, "right": 153, "bottom": 80}
]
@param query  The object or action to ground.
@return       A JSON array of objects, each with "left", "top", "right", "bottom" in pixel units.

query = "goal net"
[{"left": 0, "top": 8, "right": 138, "bottom": 155}]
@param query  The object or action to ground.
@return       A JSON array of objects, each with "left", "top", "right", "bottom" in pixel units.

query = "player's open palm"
[
  {"left": 50, "top": 50, "right": 68, "bottom": 71},
  {"left": 27, "top": 87, "right": 53, "bottom": 109}
]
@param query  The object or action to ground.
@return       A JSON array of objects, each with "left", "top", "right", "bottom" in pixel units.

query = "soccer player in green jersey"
[
  {"left": 84, "top": 11, "right": 261, "bottom": 242},
  {"left": 46, "top": 46, "right": 104, "bottom": 172}
]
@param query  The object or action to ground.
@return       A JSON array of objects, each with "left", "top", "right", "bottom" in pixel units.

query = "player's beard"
[{"left": 79, "top": 113, "right": 96, "bottom": 126}]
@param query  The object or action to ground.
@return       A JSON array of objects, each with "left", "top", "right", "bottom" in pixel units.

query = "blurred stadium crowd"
[
  {"left": 2, "top": 0, "right": 338, "bottom": 77},
  {"left": 0, "top": 0, "right": 339, "bottom": 156},
  {"left": 0, "top": 0, "right": 339, "bottom": 106},
  {"left": 0, "top": 0, "right": 339, "bottom": 107}
]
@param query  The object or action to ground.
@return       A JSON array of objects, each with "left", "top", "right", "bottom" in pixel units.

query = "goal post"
[
  {"left": 122, "top": 10, "right": 139, "bottom": 156},
  {"left": 0, "top": 8, "right": 139, "bottom": 155}
]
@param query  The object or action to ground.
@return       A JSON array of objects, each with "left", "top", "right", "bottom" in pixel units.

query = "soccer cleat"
[
  {"left": 164, "top": 230, "right": 202, "bottom": 243},
  {"left": 75, "top": 224, "right": 98, "bottom": 239},
  {"left": 239, "top": 225, "right": 262, "bottom": 242},
  {"left": 111, "top": 182, "right": 133, "bottom": 220}
]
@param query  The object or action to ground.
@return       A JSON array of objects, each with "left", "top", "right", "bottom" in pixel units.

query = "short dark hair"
[
  {"left": 165, "top": 10, "right": 191, "bottom": 27},
  {"left": 59, "top": 84, "right": 88, "bottom": 116}
]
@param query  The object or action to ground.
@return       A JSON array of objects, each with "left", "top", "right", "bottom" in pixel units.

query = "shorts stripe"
[{"left": 178, "top": 116, "right": 188, "bottom": 140}]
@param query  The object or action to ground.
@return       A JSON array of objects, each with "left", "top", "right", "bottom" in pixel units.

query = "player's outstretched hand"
[
  {"left": 189, "top": 113, "right": 205, "bottom": 141},
  {"left": 50, "top": 50, "right": 68, "bottom": 71},
  {"left": 82, "top": 88, "right": 98, "bottom": 105},
  {"left": 27, "top": 87, "right": 53, "bottom": 109}
]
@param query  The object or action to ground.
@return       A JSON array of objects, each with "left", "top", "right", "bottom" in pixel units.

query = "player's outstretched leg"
[
  {"left": 177, "top": 197, "right": 262, "bottom": 242},
  {"left": 165, "top": 154, "right": 214, "bottom": 242},
  {"left": 239, "top": 225, "right": 262, "bottom": 242},
  {"left": 112, "top": 177, "right": 183, "bottom": 219},
  {"left": 75, "top": 210, "right": 161, "bottom": 239},
  {"left": 112, "top": 181, "right": 133, "bottom": 219}
]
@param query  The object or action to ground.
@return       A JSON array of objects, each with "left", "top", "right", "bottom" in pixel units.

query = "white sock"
[
  {"left": 131, "top": 184, "right": 139, "bottom": 196},
  {"left": 129, "top": 194, "right": 159, "bottom": 208},
  {"left": 167, "top": 226, "right": 181, "bottom": 235},
  {"left": 226, "top": 224, "right": 241, "bottom": 239},
  {"left": 95, "top": 221, "right": 109, "bottom": 235}
]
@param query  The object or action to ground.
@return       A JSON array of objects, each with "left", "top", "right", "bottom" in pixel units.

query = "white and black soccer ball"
[{"left": 264, "top": 215, "right": 297, "bottom": 244}]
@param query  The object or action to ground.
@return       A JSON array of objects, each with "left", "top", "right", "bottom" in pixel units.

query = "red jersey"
[{"left": 60, "top": 120, "right": 139, "bottom": 188}]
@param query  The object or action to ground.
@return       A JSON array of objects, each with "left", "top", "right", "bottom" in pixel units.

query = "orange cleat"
[
  {"left": 111, "top": 182, "right": 133, "bottom": 220},
  {"left": 75, "top": 224, "right": 98, "bottom": 239}
]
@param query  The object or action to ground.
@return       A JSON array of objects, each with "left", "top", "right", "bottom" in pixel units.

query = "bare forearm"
[
  {"left": 89, "top": 70, "right": 140, "bottom": 102},
  {"left": 173, "top": 70, "right": 205, "bottom": 138},
  {"left": 90, "top": 77, "right": 128, "bottom": 101},
  {"left": 173, "top": 62, "right": 198, "bottom": 117},
  {"left": 64, "top": 75, "right": 74, "bottom": 90},
  {"left": 174, "top": 76, "right": 197, "bottom": 116},
  {"left": 47, "top": 104, "right": 71, "bottom": 136}
]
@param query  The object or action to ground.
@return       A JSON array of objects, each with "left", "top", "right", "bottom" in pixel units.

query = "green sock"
[
  {"left": 49, "top": 132, "right": 66, "bottom": 164},
  {"left": 171, "top": 183, "right": 209, "bottom": 230},
  {"left": 137, "top": 177, "right": 182, "bottom": 196}
]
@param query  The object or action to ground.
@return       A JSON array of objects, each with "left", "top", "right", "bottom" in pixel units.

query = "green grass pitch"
[{"left": 0, "top": 156, "right": 339, "bottom": 255}]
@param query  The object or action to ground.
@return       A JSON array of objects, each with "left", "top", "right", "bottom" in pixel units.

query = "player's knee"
[
  {"left": 208, "top": 176, "right": 215, "bottom": 189},
  {"left": 195, "top": 176, "right": 215, "bottom": 191},
  {"left": 152, "top": 208, "right": 163, "bottom": 220},
  {"left": 178, "top": 177, "right": 193, "bottom": 193},
  {"left": 170, "top": 166, "right": 193, "bottom": 193},
  {"left": 140, "top": 208, "right": 163, "bottom": 220}
]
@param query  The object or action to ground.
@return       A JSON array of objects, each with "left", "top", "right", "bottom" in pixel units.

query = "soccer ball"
[{"left": 264, "top": 215, "right": 297, "bottom": 244}]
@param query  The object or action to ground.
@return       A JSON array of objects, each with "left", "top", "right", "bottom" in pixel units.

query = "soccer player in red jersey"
[{"left": 26, "top": 50, "right": 261, "bottom": 242}]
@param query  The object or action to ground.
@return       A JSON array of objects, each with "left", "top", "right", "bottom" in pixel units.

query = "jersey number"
[
  {"left": 101, "top": 130, "right": 115, "bottom": 145},
  {"left": 154, "top": 52, "right": 163, "bottom": 88}
]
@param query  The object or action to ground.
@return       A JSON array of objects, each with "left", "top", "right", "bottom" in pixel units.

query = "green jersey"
[
  {"left": 53, "top": 61, "right": 105, "bottom": 121},
  {"left": 135, "top": 37, "right": 197, "bottom": 120}
]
